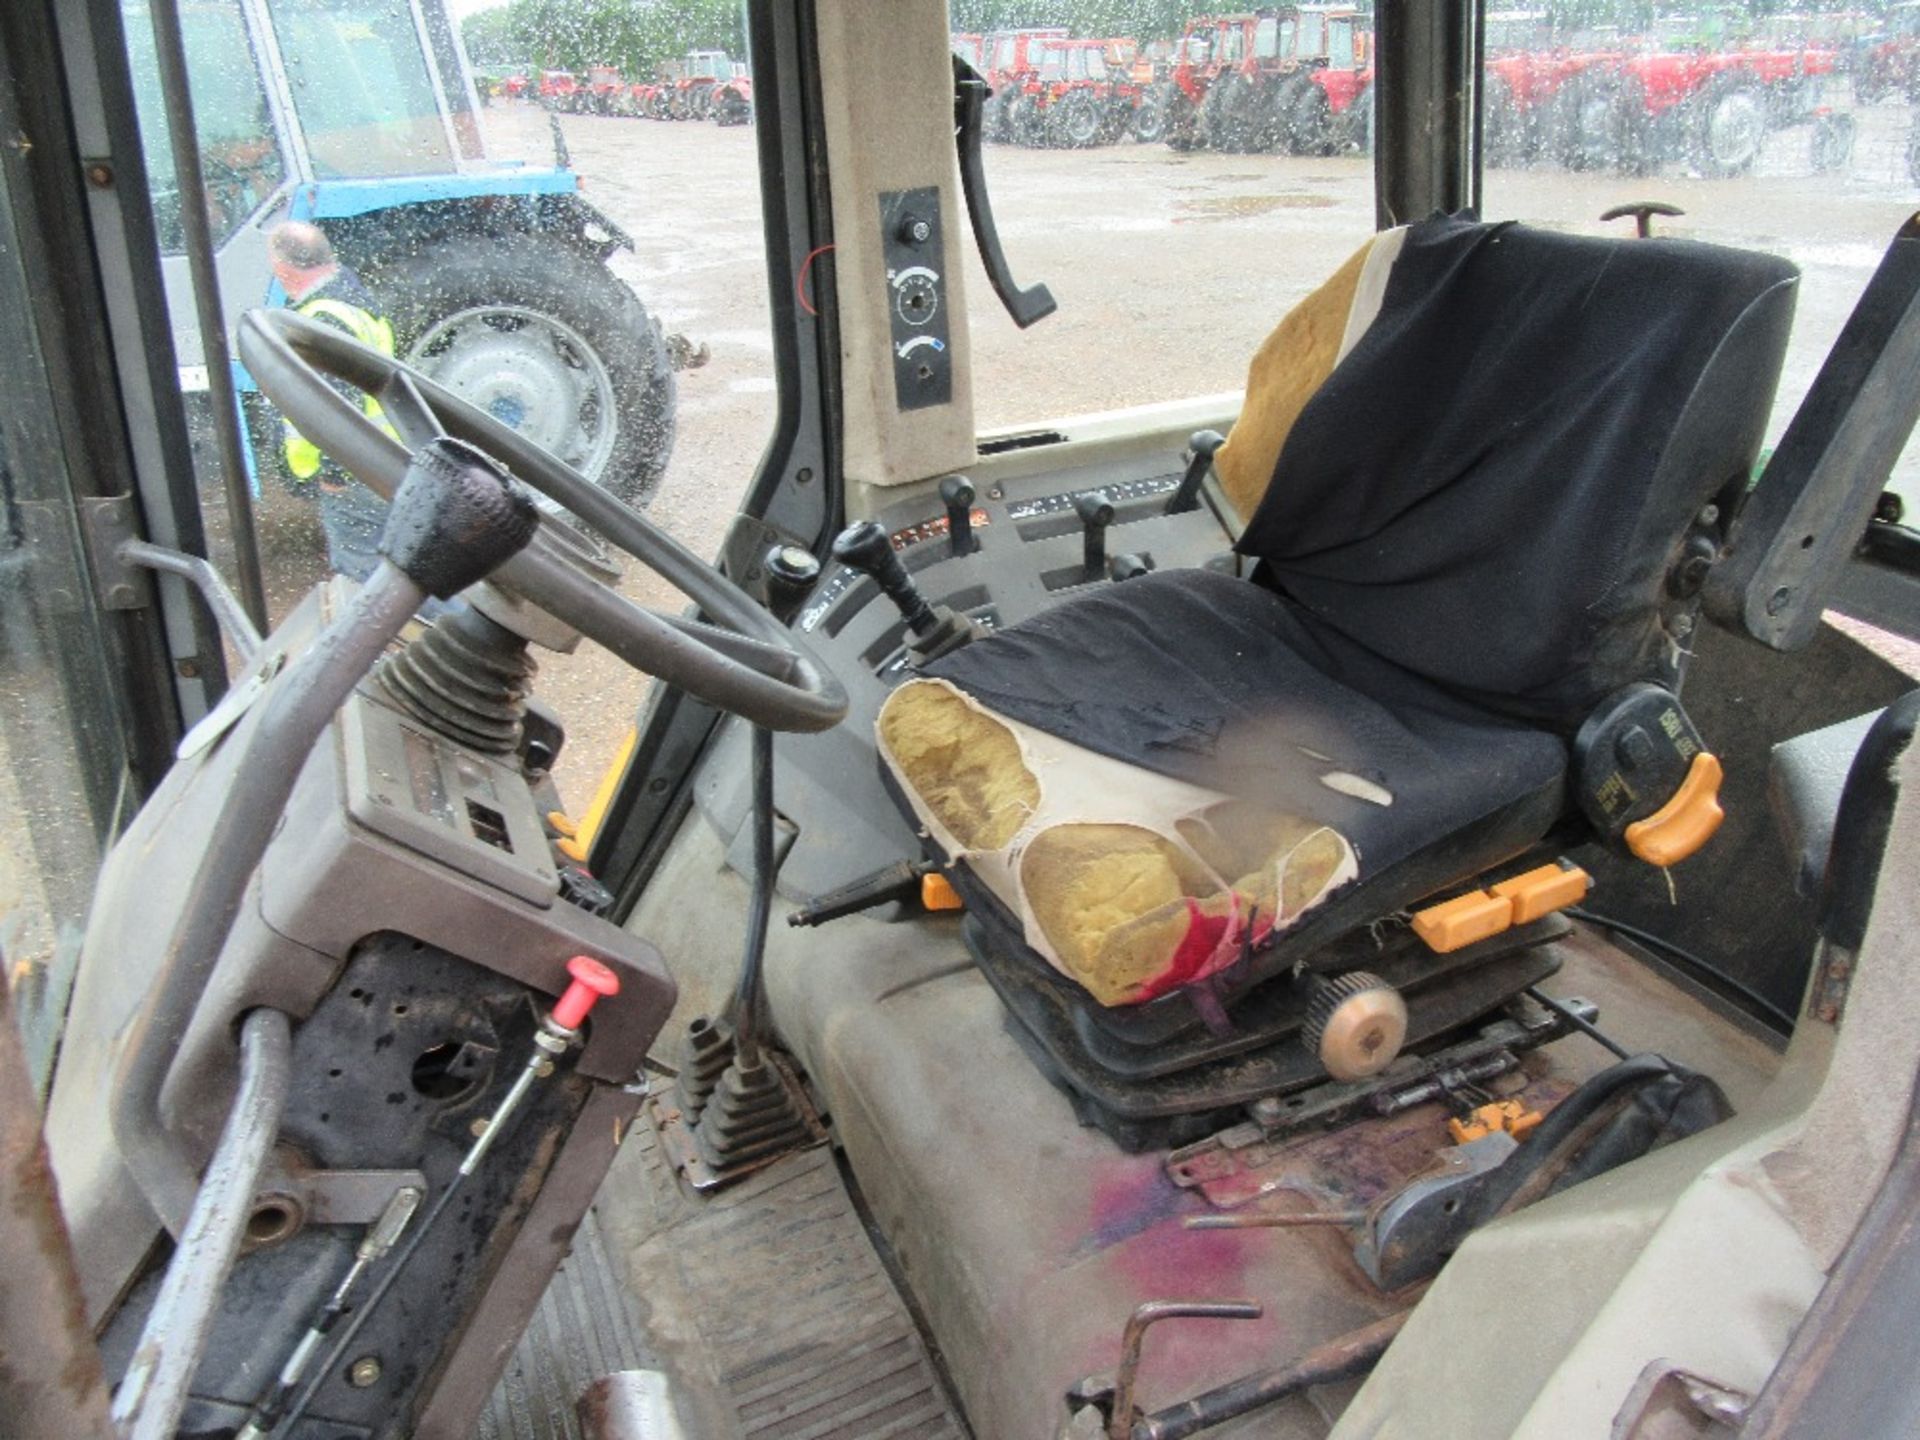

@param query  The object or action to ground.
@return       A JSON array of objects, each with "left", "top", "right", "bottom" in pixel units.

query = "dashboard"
[{"left": 694, "top": 444, "right": 1240, "bottom": 905}]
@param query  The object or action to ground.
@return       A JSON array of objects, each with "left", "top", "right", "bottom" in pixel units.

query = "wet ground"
[{"left": 241, "top": 99, "right": 1920, "bottom": 811}]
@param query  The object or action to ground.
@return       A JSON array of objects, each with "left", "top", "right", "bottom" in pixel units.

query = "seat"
[{"left": 877, "top": 215, "right": 1800, "bottom": 1130}]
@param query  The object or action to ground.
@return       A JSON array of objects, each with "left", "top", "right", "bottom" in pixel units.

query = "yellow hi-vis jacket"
[{"left": 281, "top": 293, "right": 397, "bottom": 480}]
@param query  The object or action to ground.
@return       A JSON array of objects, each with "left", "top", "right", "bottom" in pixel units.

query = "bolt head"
[
  {"left": 348, "top": 1356, "right": 382, "bottom": 1388},
  {"left": 469, "top": 1116, "right": 490, "bottom": 1138}
]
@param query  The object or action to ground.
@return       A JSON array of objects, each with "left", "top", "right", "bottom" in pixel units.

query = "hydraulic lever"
[{"left": 953, "top": 55, "right": 1057, "bottom": 329}]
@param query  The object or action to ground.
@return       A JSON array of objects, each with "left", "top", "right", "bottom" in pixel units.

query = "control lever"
[
  {"left": 831, "top": 520, "right": 978, "bottom": 661},
  {"left": 1074, "top": 490, "right": 1115, "bottom": 581},
  {"left": 940, "top": 474, "right": 977, "bottom": 556},
  {"left": 953, "top": 55, "right": 1057, "bottom": 329},
  {"left": 1167, "top": 429, "right": 1227, "bottom": 515}
]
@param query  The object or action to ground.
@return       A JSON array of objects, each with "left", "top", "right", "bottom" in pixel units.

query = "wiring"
[
  {"left": 795, "top": 242, "right": 835, "bottom": 316},
  {"left": 1568, "top": 907, "right": 1797, "bottom": 1035}
]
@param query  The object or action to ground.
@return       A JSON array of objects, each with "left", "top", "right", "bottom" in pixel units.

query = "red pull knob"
[{"left": 551, "top": 955, "right": 620, "bottom": 1031}]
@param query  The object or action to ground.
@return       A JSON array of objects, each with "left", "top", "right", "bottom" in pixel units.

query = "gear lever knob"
[{"left": 831, "top": 521, "right": 937, "bottom": 636}]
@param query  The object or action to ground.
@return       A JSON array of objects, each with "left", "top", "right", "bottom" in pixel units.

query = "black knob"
[
  {"left": 831, "top": 521, "right": 937, "bottom": 636},
  {"left": 1167, "top": 429, "right": 1227, "bottom": 516},
  {"left": 897, "top": 212, "right": 933, "bottom": 246},
  {"left": 380, "top": 437, "right": 538, "bottom": 598},
  {"left": 939, "top": 474, "right": 976, "bottom": 556},
  {"left": 763, "top": 542, "right": 821, "bottom": 620},
  {"left": 1109, "top": 552, "right": 1152, "bottom": 582},
  {"left": 1073, "top": 490, "right": 1115, "bottom": 580}
]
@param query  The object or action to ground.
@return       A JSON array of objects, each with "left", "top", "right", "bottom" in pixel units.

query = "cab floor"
[{"left": 593, "top": 817, "right": 1786, "bottom": 1440}]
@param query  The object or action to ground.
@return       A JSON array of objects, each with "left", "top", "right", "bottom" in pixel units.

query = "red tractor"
[
  {"left": 1134, "top": 17, "right": 1223, "bottom": 148},
  {"left": 535, "top": 69, "right": 579, "bottom": 110},
  {"left": 1481, "top": 12, "right": 1623, "bottom": 166},
  {"left": 1190, "top": 7, "right": 1373, "bottom": 154},
  {"left": 1561, "top": 12, "right": 1844, "bottom": 177},
  {"left": 1007, "top": 37, "right": 1145, "bottom": 148},
  {"left": 1280, "top": 4, "right": 1375, "bottom": 154},
  {"left": 979, "top": 27, "right": 1070, "bottom": 141},
  {"left": 582, "top": 64, "right": 626, "bottom": 115}
]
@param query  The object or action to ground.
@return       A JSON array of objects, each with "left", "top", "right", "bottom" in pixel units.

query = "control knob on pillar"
[
  {"left": 940, "top": 474, "right": 976, "bottom": 557},
  {"left": 1074, "top": 490, "right": 1115, "bottom": 582}
]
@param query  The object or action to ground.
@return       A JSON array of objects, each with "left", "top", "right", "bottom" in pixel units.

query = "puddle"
[{"left": 1174, "top": 193, "right": 1337, "bottom": 222}]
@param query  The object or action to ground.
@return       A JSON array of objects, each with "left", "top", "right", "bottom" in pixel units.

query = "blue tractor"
[{"left": 125, "top": 0, "right": 675, "bottom": 506}]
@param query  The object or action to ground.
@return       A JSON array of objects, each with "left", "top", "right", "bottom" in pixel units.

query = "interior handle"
[{"left": 952, "top": 55, "right": 1057, "bottom": 330}]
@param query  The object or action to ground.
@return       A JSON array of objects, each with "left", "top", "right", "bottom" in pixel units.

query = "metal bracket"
[{"left": 79, "top": 494, "right": 149, "bottom": 610}]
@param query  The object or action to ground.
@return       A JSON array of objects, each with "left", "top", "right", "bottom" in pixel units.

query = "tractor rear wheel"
[
  {"left": 1203, "top": 72, "right": 1260, "bottom": 152},
  {"left": 1696, "top": 78, "right": 1766, "bottom": 176},
  {"left": 1557, "top": 74, "right": 1621, "bottom": 171},
  {"left": 1286, "top": 78, "right": 1335, "bottom": 155},
  {"left": 1052, "top": 92, "right": 1105, "bottom": 148},
  {"left": 375, "top": 235, "right": 676, "bottom": 510},
  {"left": 1132, "top": 82, "right": 1174, "bottom": 142}
]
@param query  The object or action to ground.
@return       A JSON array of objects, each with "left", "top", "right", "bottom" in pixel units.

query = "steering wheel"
[{"left": 237, "top": 307, "right": 847, "bottom": 733}]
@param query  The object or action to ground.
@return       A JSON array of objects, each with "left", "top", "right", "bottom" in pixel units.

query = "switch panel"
[{"left": 879, "top": 185, "right": 951, "bottom": 411}]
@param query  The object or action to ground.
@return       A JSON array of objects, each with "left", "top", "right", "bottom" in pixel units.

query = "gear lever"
[
  {"left": 831, "top": 520, "right": 978, "bottom": 661},
  {"left": 832, "top": 521, "right": 937, "bottom": 636}
]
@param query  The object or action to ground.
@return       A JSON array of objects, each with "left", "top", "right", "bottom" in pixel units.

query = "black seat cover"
[{"left": 1237, "top": 216, "right": 1799, "bottom": 730}]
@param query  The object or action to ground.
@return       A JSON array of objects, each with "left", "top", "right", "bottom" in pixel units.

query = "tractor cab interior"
[{"left": 7, "top": 4, "right": 1920, "bottom": 1440}]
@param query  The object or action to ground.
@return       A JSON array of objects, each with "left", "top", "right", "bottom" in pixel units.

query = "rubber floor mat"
[
  {"left": 608, "top": 1121, "right": 969, "bottom": 1440},
  {"left": 478, "top": 1205, "right": 659, "bottom": 1440}
]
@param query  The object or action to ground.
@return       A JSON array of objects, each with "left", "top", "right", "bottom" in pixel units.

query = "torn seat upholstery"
[{"left": 878, "top": 215, "right": 1799, "bottom": 1013}]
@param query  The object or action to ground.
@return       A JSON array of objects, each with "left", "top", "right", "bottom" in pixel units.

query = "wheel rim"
[
  {"left": 1708, "top": 92, "right": 1763, "bottom": 167},
  {"left": 407, "top": 304, "right": 620, "bottom": 491},
  {"left": 1066, "top": 102, "right": 1100, "bottom": 144}
]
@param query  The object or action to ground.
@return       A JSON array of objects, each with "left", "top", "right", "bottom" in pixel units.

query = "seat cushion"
[{"left": 877, "top": 570, "right": 1568, "bottom": 1007}]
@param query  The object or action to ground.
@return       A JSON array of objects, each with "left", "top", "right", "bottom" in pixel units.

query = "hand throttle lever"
[{"left": 1167, "top": 429, "right": 1226, "bottom": 515}]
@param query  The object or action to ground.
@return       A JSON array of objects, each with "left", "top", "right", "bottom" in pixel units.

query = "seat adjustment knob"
[{"left": 1302, "top": 971, "right": 1408, "bottom": 1081}]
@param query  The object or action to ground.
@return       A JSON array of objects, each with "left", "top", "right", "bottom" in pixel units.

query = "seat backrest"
[{"left": 1234, "top": 215, "right": 1799, "bottom": 732}]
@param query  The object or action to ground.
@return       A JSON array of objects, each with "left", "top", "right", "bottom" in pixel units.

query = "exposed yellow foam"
[
  {"left": 878, "top": 681, "right": 1040, "bottom": 851},
  {"left": 1021, "top": 823, "right": 1215, "bottom": 1006}
]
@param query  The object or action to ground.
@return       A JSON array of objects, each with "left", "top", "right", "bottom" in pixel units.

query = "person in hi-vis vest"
[{"left": 268, "top": 222, "right": 452, "bottom": 611}]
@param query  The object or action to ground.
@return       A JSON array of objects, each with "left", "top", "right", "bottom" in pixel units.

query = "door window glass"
[
  {"left": 970, "top": 13, "right": 1377, "bottom": 431},
  {"left": 124, "top": 0, "right": 285, "bottom": 251},
  {"left": 0, "top": 163, "right": 134, "bottom": 1088},
  {"left": 267, "top": 0, "right": 455, "bottom": 177}
]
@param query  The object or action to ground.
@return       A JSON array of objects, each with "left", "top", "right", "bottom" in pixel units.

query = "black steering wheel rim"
[{"left": 238, "top": 307, "right": 847, "bottom": 734}]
